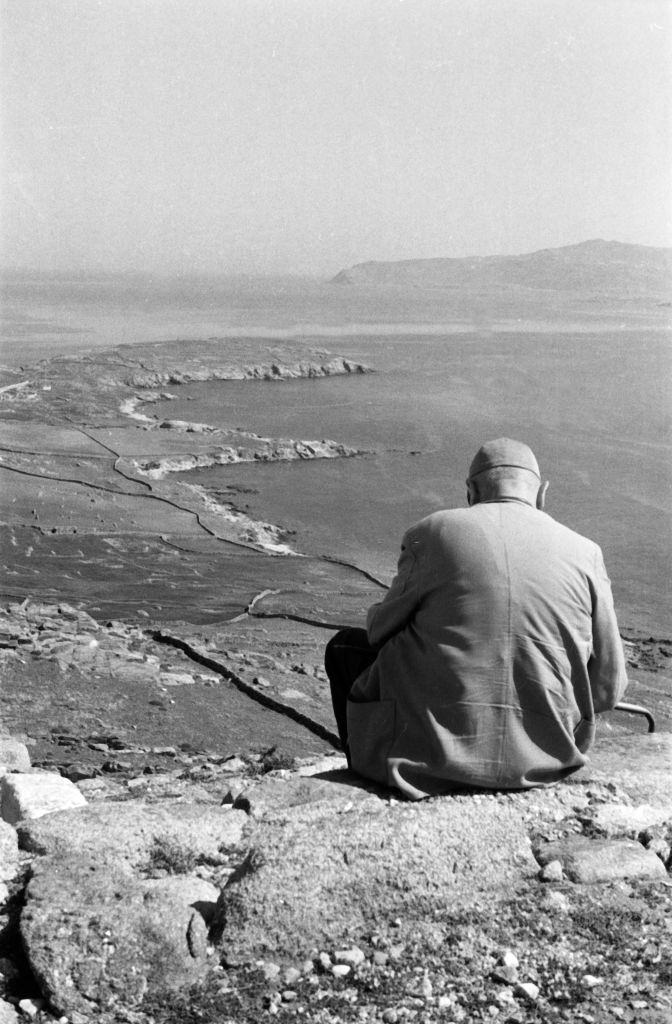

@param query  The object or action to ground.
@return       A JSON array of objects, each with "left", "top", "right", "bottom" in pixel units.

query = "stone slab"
[
  {"left": 18, "top": 802, "right": 247, "bottom": 868},
  {"left": 21, "top": 856, "right": 218, "bottom": 1020},
  {"left": 535, "top": 836, "right": 667, "bottom": 884},
  {"left": 1, "top": 773, "right": 87, "bottom": 825},
  {"left": 214, "top": 794, "right": 537, "bottom": 965}
]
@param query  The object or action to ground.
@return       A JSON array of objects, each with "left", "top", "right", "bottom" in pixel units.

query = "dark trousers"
[{"left": 324, "top": 627, "right": 378, "bottom": 759}]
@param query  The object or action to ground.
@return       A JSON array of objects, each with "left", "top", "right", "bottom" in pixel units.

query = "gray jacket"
[{"left": 347, "top": 499, "right": 628, "bottom": 799}]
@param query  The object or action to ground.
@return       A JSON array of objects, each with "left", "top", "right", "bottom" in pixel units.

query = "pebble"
[
  {"left": 331, "top": 963, "right": 351, "bottom": 978},
  {"left": 333, "top": 946, "right": 365, "bottom": 968},
  {"left": 373, "top": 950, "right": 389, "bottom": 966},
  {"left": 501, "top": 950, "right": 519, "bottom": 969},
  {"left": 382, "top": 1011, "right": 399, "bottom": 1023},
  {"left": 542, "top": 889, "right": 571, "bottom": 914},
  {"left": 283, "top": 967, "right": 301, "bottom": 986},
  {"left": 18, "top": 999, "right": 45, "bottom": 1018},
  {"left": 581, "top": 975, "right": 602, "bottom": 988},
  {"left": 496, "top": 988, "right": 516, "bottom": 1007},
  {"left": 317, "top": 951, "right": 332, "bottom": 970},
  {"left": 261, "top": 962, "right": 281, "bottom": 982},
  {"left": 539, "top": 859, "right": 564, "bottom": 882},
  {"left": 515, "top": 982, "right": 540, "bottom": 1002},
  {"left": 281, "top": 990, "right": 297, "bottom": 1002},
  {"left": 220, "top": 756, "right": 247, "bottom": 773},
  {"left": 492, "top": 965, "right": 518, "bottom": 985},
  {"left": 388, "top": 943, "right": 406, "bottom": 961}
]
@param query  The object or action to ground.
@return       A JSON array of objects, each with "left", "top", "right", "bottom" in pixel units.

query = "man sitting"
[{"left": 325, "top": 438, "right": 627, "bottom": 800}]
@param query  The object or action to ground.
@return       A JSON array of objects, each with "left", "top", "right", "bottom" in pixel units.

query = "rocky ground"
[
  {"left": 0, "top": 601, "right": 671, "bottom": 1024},
  {"left": 1, "top": 723, "right": 671, "bottom": 1024},
  {"left": 1, "top": 338, "right": 671, "bottom": 1023}
]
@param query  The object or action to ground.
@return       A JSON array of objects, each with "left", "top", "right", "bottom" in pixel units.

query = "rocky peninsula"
[{"left": 0, "top": 336, "right": 671, "bottom": 1023}]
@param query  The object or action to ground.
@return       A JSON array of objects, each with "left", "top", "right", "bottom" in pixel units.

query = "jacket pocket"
[{"left": 347, "top": 699, "right": 396, "bottom": 786}]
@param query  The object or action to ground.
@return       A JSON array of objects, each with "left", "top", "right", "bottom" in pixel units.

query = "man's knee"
[
  {"left": 326, "top": 629, "right": 373, "bottom": 689},
  {"left": 325, "top": 627, "right": 370, "bottom": 671},
  {"left": 326, "top": 627, "right": 370, "bottom": 652}
]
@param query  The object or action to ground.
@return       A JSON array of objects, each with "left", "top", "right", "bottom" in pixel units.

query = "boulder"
[
  {"left": 18, "top": 802, "right": 247, "bottom": 869},
  {"left": 1, "top": 773, "right": 86, "bottom": 824},
  {"left": 0, "top": 738, "right": 31, "bottom": 774},
  {"left": 21, "top": 856, "right": 218, "bottom": 1020},
  {"left": 535, "top": 836, "right": 667, "bottom": 884},
  {"left": 214, "top": 795, "right": 537, "bottom": 965},
  {"left": 0, "top": 822, "right": 18, "bottom": 882}
]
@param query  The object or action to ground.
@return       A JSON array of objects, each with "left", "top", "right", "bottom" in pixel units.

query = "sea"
[{"left": 1, "top": 271, "right": 671, "bottom": 634}]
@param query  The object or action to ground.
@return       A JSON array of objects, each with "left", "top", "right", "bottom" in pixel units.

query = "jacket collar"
[{"left": 478, "top": 497, "right": 536, "bottom": 508}]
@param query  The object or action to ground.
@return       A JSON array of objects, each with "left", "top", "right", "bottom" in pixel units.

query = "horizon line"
[{"left": 2, "top": 236, "right": 671, "bottom": 283}]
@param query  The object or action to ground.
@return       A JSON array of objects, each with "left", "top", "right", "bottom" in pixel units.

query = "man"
[{"left": 325, "top": 438, "right": 627, "bottom": 800}]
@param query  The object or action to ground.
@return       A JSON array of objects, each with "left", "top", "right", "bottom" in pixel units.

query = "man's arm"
[
  {"left": 588, "top": 547, "right": 628, "bottom": 712},
  {"left": 367, "top": 533, "right": 421, "bottom": 647}
]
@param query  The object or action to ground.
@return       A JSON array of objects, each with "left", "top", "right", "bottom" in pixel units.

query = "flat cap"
[{"left": 468, "top": 438, "right": 540, "bottom": 480}]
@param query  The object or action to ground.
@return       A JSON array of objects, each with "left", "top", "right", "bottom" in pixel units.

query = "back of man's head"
[{"left": 467, "top": 438, "right": 545, "bottom": 506}]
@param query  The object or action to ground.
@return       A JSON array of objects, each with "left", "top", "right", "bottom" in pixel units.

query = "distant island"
[{"left": 332, "top": 239, "right": 672, "bottom": 297}]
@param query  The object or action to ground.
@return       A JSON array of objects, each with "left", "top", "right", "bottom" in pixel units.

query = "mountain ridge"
[{"left": 332, "top": 239, "right": 672, "bottom": 295}]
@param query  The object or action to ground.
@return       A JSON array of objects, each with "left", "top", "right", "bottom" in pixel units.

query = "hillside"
[{"left": 332, "top": 240, "right": 672, "bottom": 297}]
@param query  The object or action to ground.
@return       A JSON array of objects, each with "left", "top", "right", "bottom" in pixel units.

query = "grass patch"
[{"left": 147, "top": 836, "right": 197, "bottom": 875}]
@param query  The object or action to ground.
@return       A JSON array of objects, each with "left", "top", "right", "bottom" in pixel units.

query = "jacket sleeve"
[
  {"left": 366, "top": 531, "right": 421, "bottom": 647},
  {"left": 588, "top": 546, "right": 628, "bottom": 711}
]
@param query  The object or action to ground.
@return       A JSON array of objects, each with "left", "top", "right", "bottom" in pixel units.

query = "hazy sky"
[{"left": 2, "top": 0, "right": 671, "bottom": 275}]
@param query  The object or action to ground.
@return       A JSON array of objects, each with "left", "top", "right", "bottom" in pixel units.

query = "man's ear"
[
  {"left": 466, "top": 479, "right": 477, "bottom": 507},
  {"left": 537, "top": 480, "right": 549, "bottom": 510}
]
